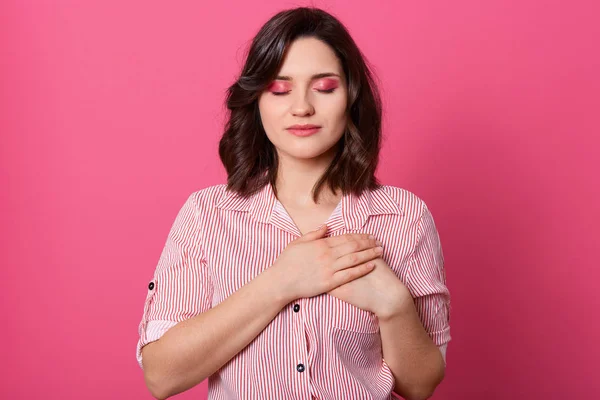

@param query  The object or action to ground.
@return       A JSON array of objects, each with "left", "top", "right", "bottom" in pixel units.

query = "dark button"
[
  {"left": 148, "top": 282, "right": 154, "bottom": 290},
  {"left": 293, "top": 304, "right": 300, "bottom": 312},
  {"left": 296, "top": 363, "right": 305, "bottom": 373}
]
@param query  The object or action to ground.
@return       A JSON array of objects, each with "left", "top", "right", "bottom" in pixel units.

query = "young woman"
[{"left": 136, "top": 7, "right": 451, "bottom": 400}]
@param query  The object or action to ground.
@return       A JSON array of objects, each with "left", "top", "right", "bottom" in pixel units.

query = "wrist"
[
  {"left": 375, "top": 289, "right": 415, "bottom": 322},
  {"left": 261, "top": 264, "right": 294, "bottom": 306}
]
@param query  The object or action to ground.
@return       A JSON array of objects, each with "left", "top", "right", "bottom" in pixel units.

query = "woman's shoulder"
[
  {"left": 185, "top": 183, "right": 229, "bottom": 210},
  {"left": 375, "top": 184, "right": 427, "bottom": 213}
]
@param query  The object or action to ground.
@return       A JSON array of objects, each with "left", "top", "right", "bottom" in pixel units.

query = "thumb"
[{"left": 297, "top": 223, "right": 328, "bottom": 242}]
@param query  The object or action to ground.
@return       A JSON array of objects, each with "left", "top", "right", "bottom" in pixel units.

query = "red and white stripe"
[{"left": 136, "top": 182, "right": 451, "bottom": 399}]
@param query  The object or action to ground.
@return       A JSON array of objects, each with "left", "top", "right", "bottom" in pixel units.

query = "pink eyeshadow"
[
  {"left": 316, "top": 78, "right": 339, "bottom": 90},
  {"left": 267, "top": 82, "right": 290, "bottom": 92}
]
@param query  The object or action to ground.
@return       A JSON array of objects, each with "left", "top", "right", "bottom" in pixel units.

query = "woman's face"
[{"left": 258, "top": 37, "right": 348, "bottom": 163}]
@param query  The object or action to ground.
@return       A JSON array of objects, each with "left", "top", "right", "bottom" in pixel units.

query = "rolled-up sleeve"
[
  {"left": 407, "top": 201, "right": 451, "bottom": 365},
  {"left": 136, "top": 192, "right": 213, "bottom": 370}
]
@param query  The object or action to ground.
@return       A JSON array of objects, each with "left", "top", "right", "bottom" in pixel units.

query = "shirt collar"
[{"left": 215, "top": 181, "right": 404, "bottom": 232}]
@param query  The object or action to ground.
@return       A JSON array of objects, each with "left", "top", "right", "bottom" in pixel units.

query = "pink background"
[{"left": 2, "top": 1, "right": 598, "bottom": 399}]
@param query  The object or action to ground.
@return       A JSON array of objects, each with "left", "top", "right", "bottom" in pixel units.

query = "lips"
[
  {"left": 287, "top": 126, "right": 321, "bottom": 137},
  {"left": 287, "top": 124, "right": 321, "bottom": 130}
]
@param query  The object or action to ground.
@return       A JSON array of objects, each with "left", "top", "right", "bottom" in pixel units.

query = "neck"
[{"left": 274, "top": 151, "right": 340, "bottom": 209}]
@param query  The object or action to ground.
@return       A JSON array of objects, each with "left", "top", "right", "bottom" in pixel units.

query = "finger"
[
  {"left": 323, "top": 233, "right": 374, "bottom": 247},
  {"left": 331, "top": 246, "right": 383, "bottom": 271},
  {"left": 330, "top": 262, "right": 376, "bottom": 289},
  {"left": 330, "top": 238, "right": 379, "bottom": 258},
  {"left": 296, "top": 224, "right": 328, "bottom": 242}
]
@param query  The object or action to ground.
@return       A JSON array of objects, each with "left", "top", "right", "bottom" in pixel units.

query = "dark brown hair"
[{"left": 218, "top": 6, "right": 383, "bottom": 203}]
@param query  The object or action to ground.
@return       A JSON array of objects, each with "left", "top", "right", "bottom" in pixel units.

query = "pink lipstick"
[{"left": 286, "top": 124, "right": 321, "bottom": 137}]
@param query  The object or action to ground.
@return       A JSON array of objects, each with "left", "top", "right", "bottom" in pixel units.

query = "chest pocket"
[
  {"left": 325, "top": 294, "right": 380, "bottom": 333},
  {"left": 325, "top": 294, "right": 384, "bottom": 378}
]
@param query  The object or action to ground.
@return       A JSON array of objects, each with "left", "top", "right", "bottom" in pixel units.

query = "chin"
[{"left": 280, "top": 144, "right": 335, "bottom": 160}]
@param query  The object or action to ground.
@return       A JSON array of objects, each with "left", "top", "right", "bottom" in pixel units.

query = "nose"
[{"left": 290, "top": 90, "right": 315, "bottom": 116}]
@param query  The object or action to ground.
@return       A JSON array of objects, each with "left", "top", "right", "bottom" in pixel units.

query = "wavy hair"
[{"left": 218, "top": 6, "right": 383, "bottom": 203}]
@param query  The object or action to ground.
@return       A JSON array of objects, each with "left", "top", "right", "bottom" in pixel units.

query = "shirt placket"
[{"left": 290, "top": 296, "right": 312, "bottom": 399}]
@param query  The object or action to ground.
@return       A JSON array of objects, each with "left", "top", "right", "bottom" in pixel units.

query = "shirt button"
[
  {"left": 296, "top": 363, "right": 305, "bottom": 373},
  {"left": 148, "top": 282, "right": 154, "bottom": 290},
  {"left": 293, "top": 304, "right": 300, "bottom": 312}
]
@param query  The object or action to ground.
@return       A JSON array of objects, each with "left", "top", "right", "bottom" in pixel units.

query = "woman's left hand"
[{"left": 327, "top": 257, "right": 413, "bottom": 318}]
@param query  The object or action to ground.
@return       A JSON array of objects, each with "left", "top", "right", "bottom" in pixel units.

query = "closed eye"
[{"left": 271, "top": 88, "right": 336, "bottom": 96}]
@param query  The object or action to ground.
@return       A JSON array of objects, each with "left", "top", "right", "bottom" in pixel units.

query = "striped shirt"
[{"left": 136, "top": 182, "right": 451, "bottom": 399}]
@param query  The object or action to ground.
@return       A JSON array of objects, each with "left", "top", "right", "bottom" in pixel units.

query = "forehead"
[{"left": 276, "top": 37, "right": 343, "bottom": 78}]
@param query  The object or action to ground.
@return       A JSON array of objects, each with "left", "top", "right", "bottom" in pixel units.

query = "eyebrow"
[{"left": 274, "top": 72, "right": 341, "bottom": 81}]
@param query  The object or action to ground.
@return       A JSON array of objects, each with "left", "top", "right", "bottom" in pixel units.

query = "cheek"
[
  {"left": 258, "top": 100, "right": 283, "bottom": 128},
  {"left": 323, "top": 99, "right": 348, "bottom": 128},
  {"left": 329, "top": 111, "right": 349, "bottom": 138},
  {"left": 260, "top": 95, "right": 289, "bottom": 114},
  {"left": 319, "top": 91, "right": 347, "bottom": 114}
]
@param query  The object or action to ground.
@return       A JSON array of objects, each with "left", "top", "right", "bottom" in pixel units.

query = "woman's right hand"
[{"left": 270, "top": 224, "right": 383, "bottom": 303}]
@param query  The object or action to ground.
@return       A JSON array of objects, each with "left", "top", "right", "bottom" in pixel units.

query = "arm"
[
  {"left": 379, "top": 300, "right": 446, "bottom": 400},
  {"left": 137, "top": 193, "right": 290, "bottom": 399},
  {"left": 379, "top": 202, "right": 451, "bottom": 400},
  {"left": 142, "top": 267, "right": 288, "bottom": 399}
]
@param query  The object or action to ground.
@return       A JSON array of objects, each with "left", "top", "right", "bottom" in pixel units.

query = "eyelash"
[{"left": 271, "top": 88, "right": 336, "bottom": 96}]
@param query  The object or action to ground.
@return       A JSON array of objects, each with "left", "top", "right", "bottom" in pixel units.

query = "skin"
[
  {"left": 258, "top": 36, "right": 348, "bottom": 209},
  {"left": 258, "top": 37, "right": 446, "bottom": 400},
  {"left": 140, "top": 37, "right": 443, "bottom": 400}
]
